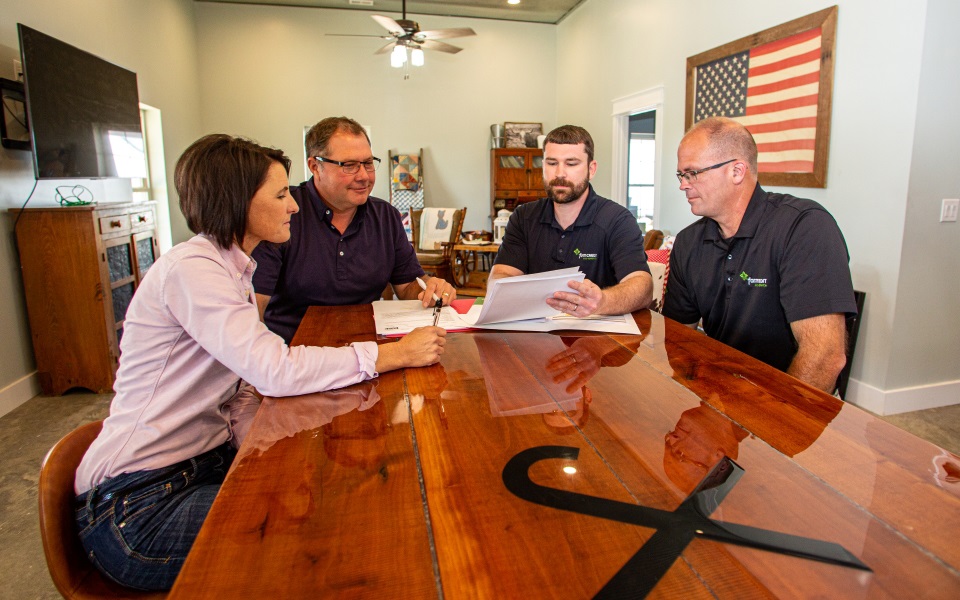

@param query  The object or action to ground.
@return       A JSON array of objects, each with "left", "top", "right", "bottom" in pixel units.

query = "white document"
[
  {"left": 462, "top": 267, "right": 583, "bottom": 325},
  {"left": 462, "top": 304, "right": 641, "bottom": 335},
  {"left": 373, "top": 300, "right": 471, "bottom": 336}
]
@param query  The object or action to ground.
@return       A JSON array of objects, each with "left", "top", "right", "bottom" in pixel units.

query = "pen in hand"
[
  {"left": 417, "top": 277, "right": 444, "bottom": 327},
  {"left": 416, "top": 277, "right": 441, "bottom": 303}
]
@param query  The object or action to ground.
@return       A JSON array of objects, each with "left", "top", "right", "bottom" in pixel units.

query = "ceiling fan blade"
[
  {"left": 420, "top": 39, "right": 463, "bottom": 54},
  {"left": 415, "top": 28, "right": 476, "bottom": 41},
  {"left": 374, "top": 41, "right": 398, "bottom": 55},
  {"left": 371, "top": 15, "right": 404, "bottom": 36},
  {"left": 326, "top": 33, "right": 395, "bottom": 39}
]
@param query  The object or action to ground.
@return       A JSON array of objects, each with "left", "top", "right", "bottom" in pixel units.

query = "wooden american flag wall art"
[{"left": 685, "top": 6, "right": 838, "bottom": 188}]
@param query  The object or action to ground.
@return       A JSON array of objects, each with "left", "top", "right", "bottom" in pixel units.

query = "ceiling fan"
[{"left": 328, "top": 0, "right": 476, "bottom": 63}]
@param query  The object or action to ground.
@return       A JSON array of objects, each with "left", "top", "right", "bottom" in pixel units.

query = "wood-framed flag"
[{"left": 685, "top": 6, "right": 837, "bottom": 188}]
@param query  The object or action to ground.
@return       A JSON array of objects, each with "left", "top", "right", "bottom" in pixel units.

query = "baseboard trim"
[
  {"left": 845, "top": 377, "right": 960, "bottom": 416},
  {"left": 0, "top": 372, "right": 40, "bottom": 419}
]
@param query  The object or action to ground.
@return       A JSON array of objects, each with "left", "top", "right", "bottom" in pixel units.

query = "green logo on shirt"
[
  {"left": 574, "top": 248, "right": 598, "bottom": 261},
  {"left": 740, "top": 271, "right": 768, "bottom": 287}
]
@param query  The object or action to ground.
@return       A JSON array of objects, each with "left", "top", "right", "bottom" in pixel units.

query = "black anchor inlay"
[{"left": 502, "top": 446, "right": 869, "bottom": 598}]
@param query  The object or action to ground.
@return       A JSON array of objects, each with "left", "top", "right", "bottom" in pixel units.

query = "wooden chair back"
[
  {"left": 409, "top": 207, "right": 466, "bottom": 282},
  {"left": 38, "top": 420, "right": 167, "bottom": 599},
  {"left": 643, "top": 229, "right": 664, "bottom": 251}
]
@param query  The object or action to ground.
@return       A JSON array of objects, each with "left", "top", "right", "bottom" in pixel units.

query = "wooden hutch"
[
  {"left": 12, "top": 202, "right": 160, "bottom": 395},
  {"left": 489, "top": 147, "right": 546, "bottom": 222}
]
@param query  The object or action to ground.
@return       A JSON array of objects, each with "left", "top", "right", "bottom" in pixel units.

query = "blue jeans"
[{"left": 74, "top": 443, "right": 236, "bottom": 591}]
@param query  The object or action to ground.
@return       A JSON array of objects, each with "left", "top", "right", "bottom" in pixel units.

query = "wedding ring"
[{"left": 443, "top": 292, "right": 450, "bottom": 296}]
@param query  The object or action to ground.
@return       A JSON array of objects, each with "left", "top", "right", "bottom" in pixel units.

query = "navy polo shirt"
[
  {"left": 662, "top": 184, "right": 857, "bottom": 372},
  {"left": 493, "top": 186, "right": 649, "bottom": 287},
  {"left": 252, "top": 179, "right": 424, "bottom": 343}
]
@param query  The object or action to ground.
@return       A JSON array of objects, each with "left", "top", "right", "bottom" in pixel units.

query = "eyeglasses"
[
  {"left": 676, "top": 159, "right": 735, "bottom": 184},
  {"left": 314, "top": 156, "right": 381, "bottom": 175}
]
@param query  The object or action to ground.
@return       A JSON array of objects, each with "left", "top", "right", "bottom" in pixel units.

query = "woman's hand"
[{"left": 376, "top": 327, "right": 446, "bottom": 372}]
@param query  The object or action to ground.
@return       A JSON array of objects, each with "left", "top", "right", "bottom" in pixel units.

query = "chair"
[
  {"left": 643, "top": 229, "right": 664, "bottom": 251},
  {"left": 648, "top": 262, "right": 666, "bottom": 312},
  {"left": 645, "top": 248, "right": 671, "bottom": 312},
  {"left": 835, "top": 290, "right": 866, "bottom": 400},
  {"left": 38, "top": 420, "right": 167, "bottom": 599},
  {"left": 410, "top": 207, "right": 466, "bottom": 282}
]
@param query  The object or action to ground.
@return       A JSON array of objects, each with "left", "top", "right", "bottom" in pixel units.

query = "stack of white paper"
[{"left": 461, "top": 267, "right": 583, "bottom": 326}]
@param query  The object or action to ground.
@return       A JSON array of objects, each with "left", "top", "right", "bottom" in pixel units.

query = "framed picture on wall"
[
  {"left": 0, "top": 78, "right": 31, "bottom": 151},
  {"left": 685, "top": 6, "right": 837, "bottom": 188},
  {"left": 504, "top": 122, "right": 543, "bottom": 148}
]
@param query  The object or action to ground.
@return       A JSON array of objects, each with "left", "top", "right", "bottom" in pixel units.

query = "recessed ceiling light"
[{"left": 508, "top": 0, "right": 521, "bottom": 5}]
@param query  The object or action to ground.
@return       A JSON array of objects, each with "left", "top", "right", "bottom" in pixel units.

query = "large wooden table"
[{"left": 170, "top": 306, "right": 960, "bottom": 598}]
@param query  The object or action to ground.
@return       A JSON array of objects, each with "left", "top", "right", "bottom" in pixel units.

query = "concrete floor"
[{"left": 1, "top": 392, "right": 958, "bottom": 599}]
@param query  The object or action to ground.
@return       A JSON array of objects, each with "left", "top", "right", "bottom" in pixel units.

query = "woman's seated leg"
[{"left": 74, "top": 444, "right": 236, "bottom": 591}]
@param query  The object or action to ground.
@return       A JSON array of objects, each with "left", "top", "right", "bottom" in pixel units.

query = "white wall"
[
  {"left": 0, "top": 0, "right": 204, "bottom": 404},
  {"left": 887, "top": 0, "right": 960, "bottom": 390},
  {"left": 193, "top": 3, "right": 558, "bottom": 233},
  {"left": 556, "top": 0, "right": 959, "bottom": 411}
]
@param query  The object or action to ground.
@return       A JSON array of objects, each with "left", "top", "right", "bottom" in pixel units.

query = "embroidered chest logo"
[
  {"left": 574, "top": 248, "right": 598, "bottom": 261},
  {"left": 739, "top": 271, "right": 767, "bottom": 287}
]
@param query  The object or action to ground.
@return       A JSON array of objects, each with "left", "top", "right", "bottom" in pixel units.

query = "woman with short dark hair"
[{"left": 73, "top": 134, "right": 446, "bottom": 591}]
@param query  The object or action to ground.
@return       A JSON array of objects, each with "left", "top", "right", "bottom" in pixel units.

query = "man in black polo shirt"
[
  {"left": 252, "top": 117, "right": 456, "bottom": 344},
  {"left": 491, "top": 125, "right": 653, "bottom": 317},
  {"left": 663, "top": 117, "right": 856, "bottom": 392}
]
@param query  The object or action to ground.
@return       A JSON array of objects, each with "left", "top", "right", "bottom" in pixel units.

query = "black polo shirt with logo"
[
  {"left": 493, "top": 186, "right": 649, "bottom": 288},
  {"left": 662, "top": 184, "right": 857, "bottom": 372}
]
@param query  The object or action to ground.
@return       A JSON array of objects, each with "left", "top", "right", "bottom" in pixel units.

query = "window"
[
  {"left": 627, "top": 111, "right": 656, "bottom": 234},
  {"left": 130, "top": 108, "right": 151, "bottom": 202}
]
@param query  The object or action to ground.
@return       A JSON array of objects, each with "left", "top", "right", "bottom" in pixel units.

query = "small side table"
[{"left": 452, "top": 242, "right": 500, "bottom": 297}]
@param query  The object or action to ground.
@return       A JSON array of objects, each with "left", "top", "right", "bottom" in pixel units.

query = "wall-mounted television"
[{"left": 18, "top": 24, "right": 146, "bottom": 180}]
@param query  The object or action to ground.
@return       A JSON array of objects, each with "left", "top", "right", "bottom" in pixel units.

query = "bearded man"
[{"left": 490, "top": 125, "right": 652, "bottom": 316}]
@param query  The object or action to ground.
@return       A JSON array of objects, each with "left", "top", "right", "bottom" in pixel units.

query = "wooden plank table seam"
[{"left": 404, "top": 372, "right": 446, "bottom": 599}]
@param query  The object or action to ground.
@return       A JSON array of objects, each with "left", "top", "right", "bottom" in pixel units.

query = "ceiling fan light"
[
  {"left": 391, "top": 45, "right": 406, "bottom": 67},
  {"left": 411, "top": 47, "right": 424, "bottom": 66}
]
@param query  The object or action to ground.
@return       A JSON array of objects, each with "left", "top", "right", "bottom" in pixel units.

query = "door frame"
[{"left": 610, "top": 86, "right": 664, "bottom": 229}]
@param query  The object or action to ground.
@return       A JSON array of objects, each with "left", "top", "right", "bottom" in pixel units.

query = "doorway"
[
  {"left": 627, "top": 111, "right": 656, "bottom": 234},
  {"left": 610, "top": 86, "right": 664, "bottom": 234}
]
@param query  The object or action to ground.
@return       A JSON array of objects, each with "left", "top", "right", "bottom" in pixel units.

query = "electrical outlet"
[
  {"left": 941, "top": 199, "right": 959, "bottom": 223},
  {"left": 13, "top": 59, "right": 22, "bottom": 81}
]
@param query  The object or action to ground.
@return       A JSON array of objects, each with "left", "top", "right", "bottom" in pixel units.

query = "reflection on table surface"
[{"left": 170, "top": 306, "right": 960, "bottom": 599}]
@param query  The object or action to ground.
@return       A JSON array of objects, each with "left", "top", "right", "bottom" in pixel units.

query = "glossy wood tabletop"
[{"left": 170, "top": 306, "right": 960, "bottom": 599}]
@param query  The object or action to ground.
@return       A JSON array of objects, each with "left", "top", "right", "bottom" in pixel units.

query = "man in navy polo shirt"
[
  {"left": 252, "top": 117, "right": 456, "bottom": 344},
  {"left": 663, "top": 117, "right": 856, "bottom": 392},
  {"left": 490, "top": 125, "right": 653, "bottom": 317}
]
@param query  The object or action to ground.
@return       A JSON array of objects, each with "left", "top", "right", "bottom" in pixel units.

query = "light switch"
[{"left": 941, "top": 199, "right": 959, "bottom": 223}]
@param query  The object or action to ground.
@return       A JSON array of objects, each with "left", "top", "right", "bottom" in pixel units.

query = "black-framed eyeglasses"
[
  {"left": 314, "top": 156, "right": 381, "bottom": 175},
  {"left": 676, "top": 159, "right": 735, "bottom": 184}
]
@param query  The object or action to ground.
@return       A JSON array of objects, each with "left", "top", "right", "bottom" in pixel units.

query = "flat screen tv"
[{"left": 18, "top": 24, "right": 146, "bottom": 180}]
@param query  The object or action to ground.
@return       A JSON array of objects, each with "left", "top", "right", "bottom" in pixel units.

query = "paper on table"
[
  {"left": 462, "top": 304, "right": 642, "bottom": 335},
  {"left": 373, "top": 300, "right": 471, "bottom": 336},
  {"left": 462, "top": 267, "right": 583, "bottom": 325}
]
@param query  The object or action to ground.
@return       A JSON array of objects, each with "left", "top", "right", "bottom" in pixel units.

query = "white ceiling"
[{"left": 195, "top": 0, "right": 586, "bottom": 25}]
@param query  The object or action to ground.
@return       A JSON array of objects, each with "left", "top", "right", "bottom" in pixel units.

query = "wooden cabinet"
[
  {"left": 490, "top": 148, "right": 546, "bottom": 221},
  {"left": 12, "top": 202, "right": 159, "bottom": 395}
]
